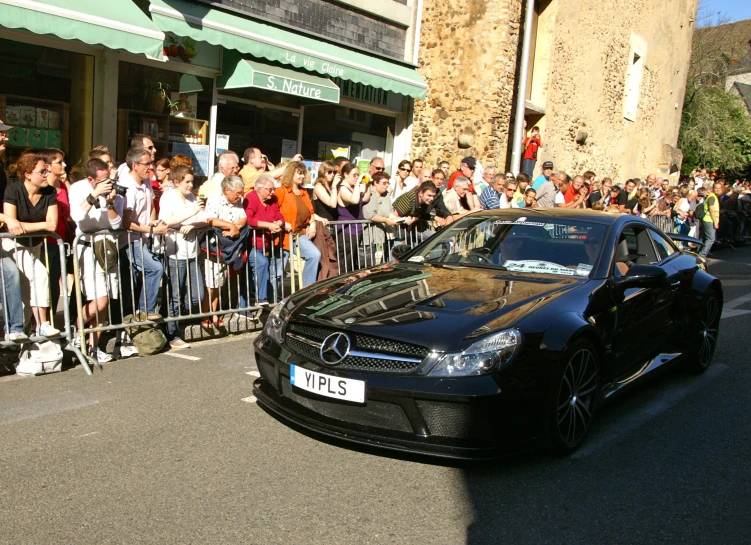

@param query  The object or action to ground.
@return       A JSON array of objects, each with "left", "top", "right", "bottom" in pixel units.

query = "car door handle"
[{"left": 670, "top": 280, "right": 681, "bottom": 290}]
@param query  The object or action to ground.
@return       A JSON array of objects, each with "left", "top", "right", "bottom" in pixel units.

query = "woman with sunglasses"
[
  {"left": 336, "top": 162, "right": 372, "bottom": 271},
  {"left": 1, "top": 152, "right": 60, "bottom": 337},
  {"left": 390, "top": 159, "right": 418, "bottom": 203},
  {"left": 312, "top": 160, "right": 338, "bottom": 222}
]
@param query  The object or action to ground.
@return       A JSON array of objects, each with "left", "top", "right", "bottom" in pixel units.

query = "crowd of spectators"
[{"left": 1, "top": 116, "right": 750, "bottom": 364}]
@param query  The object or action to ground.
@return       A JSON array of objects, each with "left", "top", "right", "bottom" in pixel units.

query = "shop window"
[
  {"left": 216, "top": 100, "right": 300, "bottom": 164},
  {"left": 117, "top": 62, "right": 213, "bottom": 173},
  {"left": 301, "top": 105, "right": 396, "bottom": 166},
  {"left": 0, "top": 38, "right": 94, "bottom": 174}
]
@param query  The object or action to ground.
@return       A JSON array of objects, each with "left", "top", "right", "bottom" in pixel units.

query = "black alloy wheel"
[
  {"left": 684, "top": 290, "right": 721, "bottom": 374},
  {"left": 546, "top": 339, "right": 600, "bottom": 456}
]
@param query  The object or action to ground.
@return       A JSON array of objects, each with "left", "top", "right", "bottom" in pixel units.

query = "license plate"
[{"left": 290, "top": 364, "right": 366, "bottom": 404}]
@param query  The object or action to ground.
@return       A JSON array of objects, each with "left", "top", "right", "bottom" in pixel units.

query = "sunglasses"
[
  {"left": 398, "top": 167, "right": 410, "bottom": 172},
  {"left": 326, "top": 170, "right": 336, "bottom": 175},
  {"left": 373, "top": 166, "right": 385, "bottom": 171}
]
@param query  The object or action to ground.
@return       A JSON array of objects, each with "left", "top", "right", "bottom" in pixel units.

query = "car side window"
[
  {"left": 648, "top": 229, "right": 677, "bottom": 262},
  {"left": 612, "top": 225, "right": 659, "bottom": 276}
]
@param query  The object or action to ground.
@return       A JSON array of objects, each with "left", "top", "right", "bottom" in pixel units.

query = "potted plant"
[{"left": 143, "top": 81, "right": 178, "bottom": 114}]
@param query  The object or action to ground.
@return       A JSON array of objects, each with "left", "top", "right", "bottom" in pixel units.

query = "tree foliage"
[
  {"left": 680, "top": 86, "right": 751, "bottom": 176},
  {"left": 678, "top": 4, "right": 751, "bottom": 177}
]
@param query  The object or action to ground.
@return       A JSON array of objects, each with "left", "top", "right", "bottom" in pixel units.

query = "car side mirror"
[
  {"left": 391, "top": 243, "right": 411, "bottom": 260},
  {"left": 614, "top": 264, "right": 668, "bottom": 290}
]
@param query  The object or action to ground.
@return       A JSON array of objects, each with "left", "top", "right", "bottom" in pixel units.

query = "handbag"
[{"left": 94, "top": 238, "right": 119, "bottom": 272}]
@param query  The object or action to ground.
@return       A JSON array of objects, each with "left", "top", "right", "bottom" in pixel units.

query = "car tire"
[
  {"left": 545, "top": 339, "right": 600, "bottom": 457},
  {"left": 683, "top": 289, "right": 721, "bottom": 374}
]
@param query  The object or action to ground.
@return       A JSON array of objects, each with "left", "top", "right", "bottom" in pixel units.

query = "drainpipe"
[
  {"left": 412, "top": 0, "right": 424, "bottom": 65},
  {"left": 510, "top": 0, "right": 536, "bottom": 176}
]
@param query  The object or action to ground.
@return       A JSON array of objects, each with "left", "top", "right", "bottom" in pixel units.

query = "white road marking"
[
  {"left": 75, "top": 432, "right": 100, "bottom": 439},
  {"left": 164, "top": 352, "right": 202, "bottom": 361},
  {"left": 721, "top": 291, "right": 751, "bottom": 319},
  {"left": 246, "top": 371, "right": 260, "bottom": 377},
  {"left": 721, "top": 308, "right": 751, "bottom": 320},
  {"left": 241, "top": 396, "right": 257, "bottom": 403},
  {"left": 572, "top": 363, "right": 727, "bottom": 459}
]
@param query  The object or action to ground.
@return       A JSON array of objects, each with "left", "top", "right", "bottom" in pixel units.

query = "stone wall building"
[{"left": 413, "top": 0, "right": 699, "bottom": 182}]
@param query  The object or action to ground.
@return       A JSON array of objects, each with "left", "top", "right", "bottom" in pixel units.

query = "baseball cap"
[
  {"left": 0, "top": 119, "right": 14, "bottom": 131},
  {"left": 542, "top": 161, "right": 554, "bottom": 170},
  {"left": 461, "top": 156, "right": 477, "bottom": 170}
]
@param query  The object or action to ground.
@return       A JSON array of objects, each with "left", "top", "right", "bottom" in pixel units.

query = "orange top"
[{"left": 274, "top": 185, "right": 314, "bottom": 250}]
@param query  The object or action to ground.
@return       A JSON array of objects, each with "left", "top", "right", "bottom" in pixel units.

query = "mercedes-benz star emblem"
[{"left": 320, "top": 332, "right": 351, "bottom": 365}]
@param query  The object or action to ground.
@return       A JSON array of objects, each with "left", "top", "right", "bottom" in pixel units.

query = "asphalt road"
[{"left": 2, "top": 248, "right": 751, "bottom": 544}]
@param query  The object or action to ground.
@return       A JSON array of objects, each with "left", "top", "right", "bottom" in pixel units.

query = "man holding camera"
[
  {"left": 119, "top": 147, "right": 167, "bottom": 320},
  {"left": 69, "top": 158, "right": 125, "bottom": 362}
]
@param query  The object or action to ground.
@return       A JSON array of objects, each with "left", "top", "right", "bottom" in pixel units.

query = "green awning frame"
[
  {"left": 149, "top": 0, "right": 427, "bottom": 99},
  {"left": 0, "top": 0, "right": 166, "bottom": 59},
  {"left": 218, "top": 52, "right": 340, "bottom": 104}
]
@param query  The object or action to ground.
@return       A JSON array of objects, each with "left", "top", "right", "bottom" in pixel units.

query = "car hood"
[{"left": 287, "top": 262, "right": 585, "bottom": 352}]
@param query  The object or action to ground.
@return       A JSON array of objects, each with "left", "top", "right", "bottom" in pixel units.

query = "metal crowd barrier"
[
  {"left": 325, "top": 219, "right": 434, "bottom": 276},
  {"left": 0, "top": 232, "right": 89, "bottom": 373},
  {"left": 70, "top": 226, "right": 289, "bottom": 370}
]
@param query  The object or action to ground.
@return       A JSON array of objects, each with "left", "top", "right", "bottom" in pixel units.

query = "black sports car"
[{"left": 252, "top": 209, "right": 723, "bottom": 458}]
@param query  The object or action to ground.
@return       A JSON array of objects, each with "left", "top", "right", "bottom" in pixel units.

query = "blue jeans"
[
  {"left": 129, "top": 239, "right": 164, "bottom": 314},
  {"left": 522, "top": 158, "right": 537, "bottom": 178},
  {"left": 292, "top": 235, "right": 321, "bottom": 288},
  {"left": 700, "top": 221, "right": 716, "bottom": 257},
  {"left": 166, "top": 257, "right": 204, "bottom": 340},
  {"left": 0, "top": 251, "right": 25, "bottom": 334},
  {"left": 238, "top": 248, "right": 271, "bottom": 308},
  {"left": 246, "top": 248, "right": 270, "bottom": 302}
]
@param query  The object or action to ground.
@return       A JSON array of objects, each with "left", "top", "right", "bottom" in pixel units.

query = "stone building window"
[{"left": 623, "top": 34, "right": 647, "bottom": 121}]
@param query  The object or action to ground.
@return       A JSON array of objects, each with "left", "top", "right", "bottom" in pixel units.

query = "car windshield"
[{"left": 403, "top": 215, "right": 608, "bottom": 278}]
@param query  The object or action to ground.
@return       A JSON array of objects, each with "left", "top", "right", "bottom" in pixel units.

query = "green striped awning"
[
  {"left": 149, "top": 0, "right": 427, "bottom": 99},
  {"left": 0, "top": 0, "right": 166, "bottom": 59},
  {"left": 218, "top": 52, "right": 340, "bottom": 103}
]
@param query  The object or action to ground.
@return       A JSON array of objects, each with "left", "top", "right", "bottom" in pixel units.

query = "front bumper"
[{"left": 252, "top": 335, "right": 543, "bottom": 459}]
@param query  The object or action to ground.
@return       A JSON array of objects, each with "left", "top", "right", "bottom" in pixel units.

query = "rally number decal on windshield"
[{"left": 503, "top": 260, "right": 576, "bottom": 276}]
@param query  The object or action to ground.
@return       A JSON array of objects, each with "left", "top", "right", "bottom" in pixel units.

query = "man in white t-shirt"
[{"left": 120, "top": 147, "right": 167, "bottom": 320}]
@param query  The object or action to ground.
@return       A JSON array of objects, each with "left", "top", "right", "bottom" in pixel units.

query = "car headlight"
[
  {"left": 264, "top": 297, "right": 290, "bottom": 344},
  {"left": 428, "top": 329, "right": 522, "bottom": 377}
]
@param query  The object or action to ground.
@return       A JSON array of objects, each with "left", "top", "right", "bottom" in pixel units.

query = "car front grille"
[
  {"left": 416, "top": 400, "right": 495, "bottom": 440},
  {"left": 285, "top": 323, "right": 428, "bottom": 374},
  {"left": 281, "top": 378, "right": 413, "bottom": 433}
]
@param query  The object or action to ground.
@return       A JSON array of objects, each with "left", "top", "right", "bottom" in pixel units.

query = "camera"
[{"left": 107, "top": 173, "right": 128, "bottom": 197}]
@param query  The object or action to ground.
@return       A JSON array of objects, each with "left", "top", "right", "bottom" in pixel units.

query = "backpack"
[
  {"left": 16, "top": 340, "right": 64, "bottom": 376},
  {"left": 694, "top": 200, "right": 706, "bottom": 221},
  {"left": 123, "top": 312, "right": 167, "bottom": 356}
]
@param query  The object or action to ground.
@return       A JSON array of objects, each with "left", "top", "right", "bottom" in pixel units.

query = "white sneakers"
[
  {"left": 169, "top": 338, "right": 190, "bottom": 349},
  {"left": 38, "top": 322, "right": 60, "bottom": 337},
  {"left": 89, "top": 347, "right": 112, "bottom": 363},
  {"left": 6, "top": 331, "right": 29, "bottom": 342}
]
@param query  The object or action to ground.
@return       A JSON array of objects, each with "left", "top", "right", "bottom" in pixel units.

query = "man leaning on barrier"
[
  {"left": 243, "top": 174, "right": 284, "bottom": 305},
  {"left": 120, "top": 147, "right": 167, "bottom": 320},
  {"left": 69, "top": 158, "right": 124, "bottom": 363}
]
